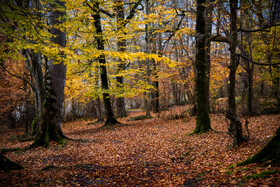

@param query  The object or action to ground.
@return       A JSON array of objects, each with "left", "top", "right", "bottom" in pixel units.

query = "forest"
[{"left": 0, "top": 0, "right": 280, "bottom": 186}]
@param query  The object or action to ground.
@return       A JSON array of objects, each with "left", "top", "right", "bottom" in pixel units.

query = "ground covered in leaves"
[{"left": 1, "top": 107, "right": 280, "bottom": 186}]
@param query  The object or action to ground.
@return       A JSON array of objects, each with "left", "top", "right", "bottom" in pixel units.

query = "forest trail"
[{"left": 1, "top": 108, "right": 280, "bottom": 186}]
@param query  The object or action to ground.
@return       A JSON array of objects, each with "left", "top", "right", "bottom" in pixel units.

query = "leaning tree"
[{"left": 237, "top": 126, "right": 280, "bottom": 166}]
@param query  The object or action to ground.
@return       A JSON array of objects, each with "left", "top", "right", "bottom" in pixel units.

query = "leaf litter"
[{"left": 0, "top": 106, "right": 280, "bottom": 186}]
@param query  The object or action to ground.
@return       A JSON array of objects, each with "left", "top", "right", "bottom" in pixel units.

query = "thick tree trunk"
[
  {"left": 0, "top": 153, "right": 23, "bottom": 172},
  {"left": 31, "top": 0, "right": 67, "bottom": 147},
  {"left": 192, "top": 0, "right": 211, "bottom": 134},
  {"left": 95, "top": 97, "right": 104, "bottom": 122},
  {"left": 237, "top": 127, "right": 280, "bottom": 166},
  {"left": 115, "top": 0, "right": 127, "bottom": 118},
  {"left": 226, "top": 0, "right": 244, "bottom": 146},
  {"left": 92, "top": 0, "right": 119, "bottom": 126},
  {"left": 152, "top": 78, "right": 160, "bottom": 113},
  {"left": 31, "top": 52, "right": 44, "bottom": 135}
]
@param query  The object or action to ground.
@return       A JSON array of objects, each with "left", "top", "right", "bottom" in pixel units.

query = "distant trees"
[{"left": 0, "top": 0, "right": 279, "bottom": 149}]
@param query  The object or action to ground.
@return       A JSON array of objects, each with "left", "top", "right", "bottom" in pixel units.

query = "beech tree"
[
  {"left": 31, "top": 0, "right": 67, "bottom": 147},
  {"left": 88, "top": 0, "right": 120, "bottom": 126},
  {"left": 192, "top": 0, "right": 211, "bottom": 134},
  {"left": 226, "top": 0, "right": 245, "bottom": 146}
]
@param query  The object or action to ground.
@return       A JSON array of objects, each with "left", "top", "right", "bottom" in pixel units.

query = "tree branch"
[
  {"left": 124, "top": 0, "right": 142, "bottom": 26},
  {"left": 239, "top": 23, "right": 280, "bottom": 33},
  {"left": 210, "top": 35, "right": 230, "bottom": 44},
  {"left": 0, "top": 63, "right": 35, "bottom": 90},
  {"left": 236, "top": 53, "right": 280, "bottom": 66}
]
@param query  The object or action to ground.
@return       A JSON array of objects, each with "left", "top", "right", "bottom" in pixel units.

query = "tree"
[
  {"left": 31, "top": 0, "right": 67, "bottom": 147},
  {"left": 226, "top": 0, "right": 245, "bottom": 146},
  {"left": 115, "top": 0, "right": 142, "bottom": 117},
  {"left": 89, "top": 0, "right": 120, "bottom": 126},
  {"left": 237, "top": 126, "right": 280, "bottom": 166},
  {"left": 192, "top": 0, "right": 211, "bottom": 134}
]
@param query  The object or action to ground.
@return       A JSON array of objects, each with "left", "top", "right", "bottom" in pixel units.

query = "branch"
[
  {"left": 209, "top": 35, "right": 230, "bottom": 44},
  {"left": 100, "top": 8, "right": 115, "bottom": 18},
  {"left": 0, "top": 63, "right": 35, "bottom": 90},
  {"left": 124, "top": 0, "right": 142, "bottom": 26},
  {"left": 162, "top": 11, "right": 186, "bottom": 49},
  {"left": 236, "top": 53, "right": 280, "bottom": 66},
  {"left": 239, "top": 23, "right": 280, "bottom": 33},
  {"left": 85, "top": 2, "right": 115, "bottom": 18}
]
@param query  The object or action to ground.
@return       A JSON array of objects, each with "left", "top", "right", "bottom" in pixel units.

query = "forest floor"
[{"left": 1, "top": 106, "right": 280, "bottom": 186}]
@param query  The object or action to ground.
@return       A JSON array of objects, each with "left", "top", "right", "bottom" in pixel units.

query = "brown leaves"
[{"left": 0, "top": 108, "right": 280, "bottom": 186}]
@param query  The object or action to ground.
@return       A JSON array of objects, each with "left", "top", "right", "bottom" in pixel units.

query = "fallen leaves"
[{"left": 0, "top": 107, "right": 280, "bottom": 186}]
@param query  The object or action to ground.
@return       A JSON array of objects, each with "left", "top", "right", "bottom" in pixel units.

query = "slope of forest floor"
[{"left": 1, "top": 106, "right": 280, "bottom": 186}]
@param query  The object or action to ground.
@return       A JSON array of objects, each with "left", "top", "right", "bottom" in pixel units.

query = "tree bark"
[
  {"left": 192, "top": 0, "right": 211, "bottom": 134},
  {"left": 115, "top": 0, "right": 127, "bottom": 118},
  {"left": 144, "top": 0, "right": 151, "bottom": 118},
  {"left": 31, "top": 0, "right": 67, "bottom": 147},
  {"left": 237, "top": 127, "right": 280, "bottom": 166},
  {"left": 92, "top": 0, "right": 119, "bottom": 126},
  {"left": 226, "top": 0, "right": 244, "bottom": 146},
  {"left": 30, "top": 52, "right": 44, "bottom": 135}
]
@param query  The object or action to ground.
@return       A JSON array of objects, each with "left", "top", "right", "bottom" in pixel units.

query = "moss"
[
  {"left": 237, "top": 127, "right": 280, "bottom": 166},
  {"left": 243, "top": 170, "right": 280, "bottom": 179}
]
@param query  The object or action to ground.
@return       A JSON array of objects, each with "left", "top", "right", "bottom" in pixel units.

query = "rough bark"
[
  {"left": 192, "top": 0, "right": 211, "bottom": 134},
  {"left": 237, "top": 127, "right": 280, "bottom": 166},
  {"left": 92, "top": 0, "right": 119, "bottom": 126},
  {"left": 31, "top": 0, "right": 67, "bottom": 147},
  {"left": 31, "top": 52, "right": 44, "bottom": 135},
  {"left": 0, "top": 153, "right": 23, "bottom": 172},
  {"left": 226, "top": 0, "right": 244, "bottom": 146},
  {"left": 115, "top": 0, "right": 127, "bottom": 118}
]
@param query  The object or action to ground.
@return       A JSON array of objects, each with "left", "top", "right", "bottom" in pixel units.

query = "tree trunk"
[
  {"left": 246, "top": 62, "right": 254, "bottom": 115},
  {"left": 152, "top": 78, "right": 160, "bottom": 113},
  {"left": 31, "top": 52, "right": 44, "bottom": 135},
  {"left": 192, "top": 0, "right": 211, "bottom": 134},
  {"left": 226, "top": 0, "right": 244, "bottom": 146},
  {"left": 206, "top": 1, "right": 213, "bottom": 113},
  {"left": 95, "top": 97, "right": 104, "bottom": 122},
  {"left": 92, "top": 0, "right": 119, "bottom": 126},
  {"left": 237, "top": 127, "right": 280, "bottom": 166},
  {"left": 144, "top": 0, "right": 151, "bottom": 118},
  {"left": 115, "top": 0, "right": 127, "bottom": 118},
  {"left": 31, "top": 0, "right": 67, "bottom": 147}
]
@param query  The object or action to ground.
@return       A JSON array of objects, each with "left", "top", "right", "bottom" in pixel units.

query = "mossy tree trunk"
[
  {"left": 192, "top": 0, "right": 211, "bottom": 134},
  {"left": 226, "top": 0, "right": 244, "bottom": 146},
  {"left": 0, "top": 153, "right": 24, "bottom": 172},
  {"left": 237, "top": 127, "right": 280, "bottom": 166},
  {"left": 91, "top": 0, "right": 120, "bottom": 126},
  {"left": 31, "top": 0, "right": 67, "bottom": 147}
]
